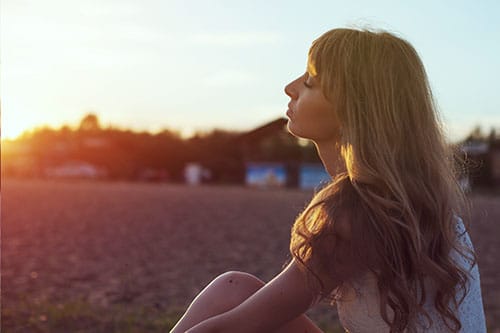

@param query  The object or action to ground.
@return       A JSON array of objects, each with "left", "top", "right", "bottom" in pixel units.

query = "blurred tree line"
[{"left": 2, "top": 114, "right": 320, "bottom": 183}]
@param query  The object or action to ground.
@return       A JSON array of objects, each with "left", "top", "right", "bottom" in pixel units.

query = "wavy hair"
[{"left": 290, "top": 28, "right": 475, "bottom": 332}]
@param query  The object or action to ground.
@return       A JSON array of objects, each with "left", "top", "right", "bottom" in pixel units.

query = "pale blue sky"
[{"left": 2, "top": 0, "right": 499, "bottom": 142}]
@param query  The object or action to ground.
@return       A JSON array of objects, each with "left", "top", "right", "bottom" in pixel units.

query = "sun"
[{"left": 1, "top": 113, "right": 36, "bottom": 140}]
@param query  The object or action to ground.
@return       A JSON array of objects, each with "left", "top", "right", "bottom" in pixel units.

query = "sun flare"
[{"left": 1, "top": 115, "right": 38, "bottom": 140}]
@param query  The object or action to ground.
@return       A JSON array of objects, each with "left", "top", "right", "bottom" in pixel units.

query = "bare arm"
[{"left": 185, "top": 259, "right": 318, "bottom": 333}]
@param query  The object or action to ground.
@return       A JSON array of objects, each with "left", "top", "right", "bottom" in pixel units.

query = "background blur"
[
  {"left": 2, "top": 0, "right": 500, "bottom": 142},
  {"left": 1, "top": 1, "right": 499, "bottom": 332}
]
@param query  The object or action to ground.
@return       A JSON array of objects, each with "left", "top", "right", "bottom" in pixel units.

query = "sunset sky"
[{"left": 2, "top": 0, "right": 499, "bottom": 142}]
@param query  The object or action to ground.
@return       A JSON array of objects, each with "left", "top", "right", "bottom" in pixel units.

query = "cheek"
[
  {"left": 308, "top": 103, "right": 336, "bottom": 129},
  {"left": 288, "top": 96, "right": 339, "bottom": 140},
  {"left": 306, "top": 108, "right": 341, "bottom": 141}
]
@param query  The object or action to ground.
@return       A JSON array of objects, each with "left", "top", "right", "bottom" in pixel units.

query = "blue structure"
[
  {"left": 245, "top": 163, "right": 287, "bottom": 188},
  {"left": 299, "top": 163, "right": 331, "bottom": 190}
]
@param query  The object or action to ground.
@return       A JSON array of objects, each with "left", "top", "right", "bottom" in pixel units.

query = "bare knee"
[
  {"left": 212, "top": 271, "right": 265, "bottom": 293},
  {"left": 171, "top": 272, "right": 266, "bottom": 332},
  {"left": 205, "top": 271, "right": 265, "bottom": 311}
]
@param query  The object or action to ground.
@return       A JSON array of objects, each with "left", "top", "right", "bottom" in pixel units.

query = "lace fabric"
[{"left": 335, "top": 217, "right": 487, "bottom": 332}]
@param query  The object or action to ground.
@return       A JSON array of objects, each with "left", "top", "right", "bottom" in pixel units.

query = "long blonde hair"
[{"left": 290, "top": 28, "right": 474, "bottom": 332}]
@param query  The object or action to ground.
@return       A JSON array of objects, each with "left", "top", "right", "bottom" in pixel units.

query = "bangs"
[
  {"left": 307, "top": 28, "right": 347, "bottom": 78},
  {"left": 307, "top": 34, "right": 327, "bottom": 77},
  {"left": 307, "top": 48, "right": 319, "bottom": 77},
  {"left": 306, "top": 29, "right": 347, "bottom": 104}
]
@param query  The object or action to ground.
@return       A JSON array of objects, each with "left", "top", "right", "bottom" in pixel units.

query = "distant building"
[
  {"left": 237, "top": 118, "right": 330, "bottom": 190},
  {"left": 299, "top": 163, "right": 331, "bottom": 190},
  {"left": 245, "top": 162, "right": 287, "bottom": 188}
]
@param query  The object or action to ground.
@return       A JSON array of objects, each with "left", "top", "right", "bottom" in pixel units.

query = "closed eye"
[{"left": 303, "top": 72, "right": 313, "bottom": 88}]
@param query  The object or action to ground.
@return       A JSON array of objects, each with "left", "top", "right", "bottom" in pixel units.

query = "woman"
[{"left": 170, "top": 28, "right": 486, "bottom": 332}]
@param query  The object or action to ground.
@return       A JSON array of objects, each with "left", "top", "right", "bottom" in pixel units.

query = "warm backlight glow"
[
  {"left": 2, "top": 119, "right": 33, "bottom": 140},
  {"left": 1, "top": 107, "right": 69, "bottom": 140}
]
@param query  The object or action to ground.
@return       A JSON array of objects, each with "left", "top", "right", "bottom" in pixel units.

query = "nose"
[{"left": 284, "top": 80, "right": 297, "bottom": 99}]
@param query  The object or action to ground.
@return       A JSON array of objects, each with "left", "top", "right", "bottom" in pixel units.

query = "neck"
[{"left": 313, "top": 140, "right": 345, "bottom": 179}]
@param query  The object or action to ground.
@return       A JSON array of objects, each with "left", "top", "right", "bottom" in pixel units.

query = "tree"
[
  {"left": 466, "top": 125, "right": 485, "bottom": 141},
  {"left": 79, "top": 113, "right": 101, "bottom": 132}
]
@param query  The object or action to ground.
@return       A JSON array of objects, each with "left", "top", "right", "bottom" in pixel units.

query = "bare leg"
[{"left": 170, "top": 271, "right": 324, "bottom": 333}]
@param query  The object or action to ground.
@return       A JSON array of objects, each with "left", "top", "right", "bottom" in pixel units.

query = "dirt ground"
[{"left": 2, "top": 179, "right": 499, "bottom": 331}]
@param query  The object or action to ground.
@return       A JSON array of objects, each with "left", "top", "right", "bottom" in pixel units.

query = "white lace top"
[{"left": 336, "top": 217, "right": 487, "bottom": 332}]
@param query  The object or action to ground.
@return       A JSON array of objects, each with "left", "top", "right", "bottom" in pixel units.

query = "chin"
[
  {"left": 286, "top": 122, "right": 299, "bottom": 137},
  {"left": 286, "top": 123, "right": 310, "bottom": 141}
]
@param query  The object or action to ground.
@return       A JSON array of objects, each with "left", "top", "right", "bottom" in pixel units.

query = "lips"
[{"left": 286, "top": 103, "right": 294, "bottom": 118}]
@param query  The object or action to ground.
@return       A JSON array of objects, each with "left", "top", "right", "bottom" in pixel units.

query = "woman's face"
[{"left": 284, "top": 72, "right": 341, "bottom": 144}]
